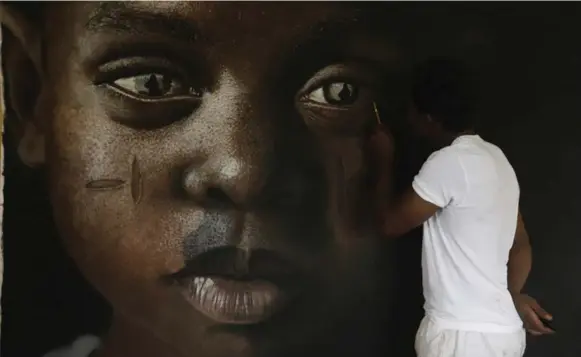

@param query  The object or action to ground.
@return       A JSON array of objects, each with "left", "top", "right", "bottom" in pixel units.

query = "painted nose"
[
  {"left": 182, "top": 154, "right": 318, "bottom": 210},
  {"left": 182, "top": 156, "right": 259, "bottom": 207}
]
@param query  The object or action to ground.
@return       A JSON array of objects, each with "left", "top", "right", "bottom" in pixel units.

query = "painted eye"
[
  {"left": 306, "top": 82, "right": 359, "bottom": 106},
  {"left": 112, "top": 73, "right": 202, "bottom": 98}
]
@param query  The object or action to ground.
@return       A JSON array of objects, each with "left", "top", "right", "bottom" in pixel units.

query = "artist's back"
[{"left": 412, "top": 135, "right": 523, "bottom": 333}]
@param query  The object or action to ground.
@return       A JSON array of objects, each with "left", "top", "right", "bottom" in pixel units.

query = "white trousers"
[{"left": 415, "top": 316, "right": 526, "bottom": 357}]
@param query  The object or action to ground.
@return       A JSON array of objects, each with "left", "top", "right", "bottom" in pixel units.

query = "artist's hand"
[
  {"left": 513, "top": 293, "right": 555, "bottom": 335},
  {"left": 367, "top": 123, "right": 395, "bottom": 168},
  {"left": 366, "top": 124, "right": 395, "bottom": 217}
]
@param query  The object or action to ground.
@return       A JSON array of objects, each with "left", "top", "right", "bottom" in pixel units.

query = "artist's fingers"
[
  {"left": 527, "top": 327, "right": 555, "bottom": 336},
  {"left": 527, "top": 325, "right": 555, "bottom": 335},
  {"left": 530, "top": 300, "right": 553, "bottom": 321},
  {"left": 523, "top": 307, "right": 555, "bottom": 335},
  {"left": 368, "top": 130, "right": 393, "bottom": 159},
  {"left": 523, "top": 307, "right": 544, "bottom": 330},
  {"left": 370, "top": 125, "right": 391, "bottom": 142},
  {"left": 377, "top": 124, "right": 394, "bottom": 141}
]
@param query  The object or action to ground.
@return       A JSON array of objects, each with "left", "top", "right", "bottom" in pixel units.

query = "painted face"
[{"left": 13, "top": 2, "right": 400, "bottom": 356}]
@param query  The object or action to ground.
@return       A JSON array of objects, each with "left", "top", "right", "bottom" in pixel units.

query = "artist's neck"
[{"left": 434, "top": 129, "right": 476, "bottom": 148}]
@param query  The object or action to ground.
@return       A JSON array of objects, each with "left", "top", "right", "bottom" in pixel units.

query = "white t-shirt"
[
  {"left": 412, "top": 134, "right": 523, "bottom": 333},
  {"left": 44, "top": 335, "right": 100, "bottom": 357}
]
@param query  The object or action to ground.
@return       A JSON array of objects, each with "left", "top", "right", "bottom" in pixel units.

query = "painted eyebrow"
[
  {"left": 85, "top": 3, "right": 200, "bottom": 43},
  {"left": 84, "top": 4, "right": 393, "bottom": 71},
  {"left": 286, "top": 18, "right": 394, "bottom": 71}
]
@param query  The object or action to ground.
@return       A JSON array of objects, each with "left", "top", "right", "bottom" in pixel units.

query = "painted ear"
[
  {"left": 17, "top": 123, "right": 45, "bottom": 168},
  {"left": 1, "top": 4, "right": 46, "bottom": 167}
]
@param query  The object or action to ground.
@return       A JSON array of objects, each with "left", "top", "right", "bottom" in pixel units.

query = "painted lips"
[
  {"left": 169, "top": 248, "right": 304, "bottom": 325},
  {"left": 181, "top": 276, "right": 287, "bottom": 324}
]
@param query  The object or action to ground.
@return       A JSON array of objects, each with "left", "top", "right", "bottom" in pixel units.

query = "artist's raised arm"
[
  {"left": 379, "top": 187, "right": 440, "bottom": 238},
  {"left": 369, "top": 129, "right": 464, "bottom": 239}
]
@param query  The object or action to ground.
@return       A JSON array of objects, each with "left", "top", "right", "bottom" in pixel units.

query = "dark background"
[{"left": 2, "top": 3, "right": 580, "bottom": 357}]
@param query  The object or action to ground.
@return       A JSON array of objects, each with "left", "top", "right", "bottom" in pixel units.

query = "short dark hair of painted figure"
[
  {"left": 1, "top": 2, "right": 399, "bottom": 357},
  {"left": 408, "top": 58, "right": 478, "bottom": 140}
]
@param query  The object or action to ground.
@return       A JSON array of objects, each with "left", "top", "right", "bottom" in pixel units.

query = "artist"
[{"left": 369, "top": 58, "right": 555, "bottom": 357}]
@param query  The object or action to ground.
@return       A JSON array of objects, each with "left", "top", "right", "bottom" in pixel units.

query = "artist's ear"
[{"left": 1, "top": 4, "right": 46, "bottom": 167}]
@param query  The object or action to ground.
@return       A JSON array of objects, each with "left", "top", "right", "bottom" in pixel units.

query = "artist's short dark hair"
[{"left": 411, "top": 57, "right": 478, "bottom": 132}]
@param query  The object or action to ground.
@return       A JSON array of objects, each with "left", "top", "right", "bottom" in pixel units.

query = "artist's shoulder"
[
  {"left": 43, "top": 335, "right": 101, "bottom": 357},
  {"left": 424, "top": 145, "right": 462, "bottom": 167}
]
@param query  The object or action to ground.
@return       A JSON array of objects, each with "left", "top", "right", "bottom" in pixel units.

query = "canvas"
[{"left": 1, "top": 2, "right": 580, "bottom": 357}]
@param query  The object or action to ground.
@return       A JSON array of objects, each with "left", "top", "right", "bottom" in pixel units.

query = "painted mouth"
[
  {"left": 181, "top": 276, "right": 290, "bottom": 325},
  {"left": 169, "top": 248, "right": 304, "bottom": 325}
]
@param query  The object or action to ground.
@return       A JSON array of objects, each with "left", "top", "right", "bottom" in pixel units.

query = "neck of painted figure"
[{"left": 95, "top": 316, "right": 182, "bottom": 357}]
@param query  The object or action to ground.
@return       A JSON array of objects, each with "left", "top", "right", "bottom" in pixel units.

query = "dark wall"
[
  {"left": 2, "top": 3, "right": 581, "bottom": 357},
  {"left": 483, "top": 5, "right": 581, "bottom": 357}
]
